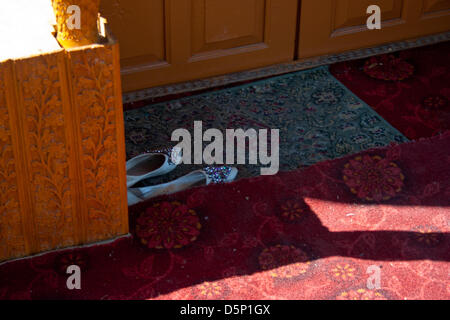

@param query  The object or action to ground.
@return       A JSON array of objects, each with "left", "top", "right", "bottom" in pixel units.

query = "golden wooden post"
[{"left": 52, "top": 0, "right": 101, "bottom": 48}]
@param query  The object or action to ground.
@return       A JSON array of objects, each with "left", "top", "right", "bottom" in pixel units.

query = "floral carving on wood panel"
[
  {"left": 0, "top": 64, "right": 26, "bottom": 261},
  {"left": 17, "top": 54, "right": 76, "bottom": 251},
  {"left": 70, "top": 47, "right": 123, "bottom": 241}
]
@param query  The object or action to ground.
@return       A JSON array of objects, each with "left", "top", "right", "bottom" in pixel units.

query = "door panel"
[
  {"left": 100, "top": 0, "right": 167, "bottom": 69},
  {"left": 298, "top": 0, "right": 450, "bottom": 58},
  {"left": 100, "top": 0, "right": 298, "bottom": 92},
  {"left": 191, "top": 0, "right": 265, "bottom": 55},
  {"left": 422, "top": 0, "right": 450, "bottom": 14},
  {"left": 333, "top": 0, "right": 403, "bottom": 31}
]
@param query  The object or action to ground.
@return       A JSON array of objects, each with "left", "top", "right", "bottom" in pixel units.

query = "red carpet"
[
  {"left": 330, "top": 41, "right": 450, "bottom": 140},
  {"left": 0, "top": 132, "right": 449, "bottom": 300}
]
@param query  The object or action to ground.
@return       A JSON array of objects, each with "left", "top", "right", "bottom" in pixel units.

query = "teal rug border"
[{"left": 325, "top": 65, "right": 409, "bottom": 142}]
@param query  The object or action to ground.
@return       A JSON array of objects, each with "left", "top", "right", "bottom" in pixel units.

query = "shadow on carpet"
[{"left": 0, "top": 131, "right": 448, "bottom": 300}]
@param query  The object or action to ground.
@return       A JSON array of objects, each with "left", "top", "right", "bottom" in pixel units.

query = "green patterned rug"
[{"left": 124, "top": 66, "right": 407, "bottom": 184}]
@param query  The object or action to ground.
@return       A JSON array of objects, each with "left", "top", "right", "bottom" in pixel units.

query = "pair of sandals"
[{"left": 126, "top": 148, "right": 238, "bottom": 206}]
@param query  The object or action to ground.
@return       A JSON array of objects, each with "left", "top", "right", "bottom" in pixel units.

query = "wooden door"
[
  {"left": 100, "top": 0, "right": 298, "bottom": 92},
  {"left": 298, "top": 0, "right": 450, "bottom": 58}
]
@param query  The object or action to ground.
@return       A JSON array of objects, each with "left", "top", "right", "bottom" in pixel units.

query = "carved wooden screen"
[{"left": 0, "top": 42, "right": 128, "bottom": 262}]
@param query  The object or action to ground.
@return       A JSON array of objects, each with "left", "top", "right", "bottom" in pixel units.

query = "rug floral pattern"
[
  {"left": 124, "top": 66, "right": 407, "bottom": 183},
  {"left": 330, "top": 41, "right": 450, "bottom": 140}
]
